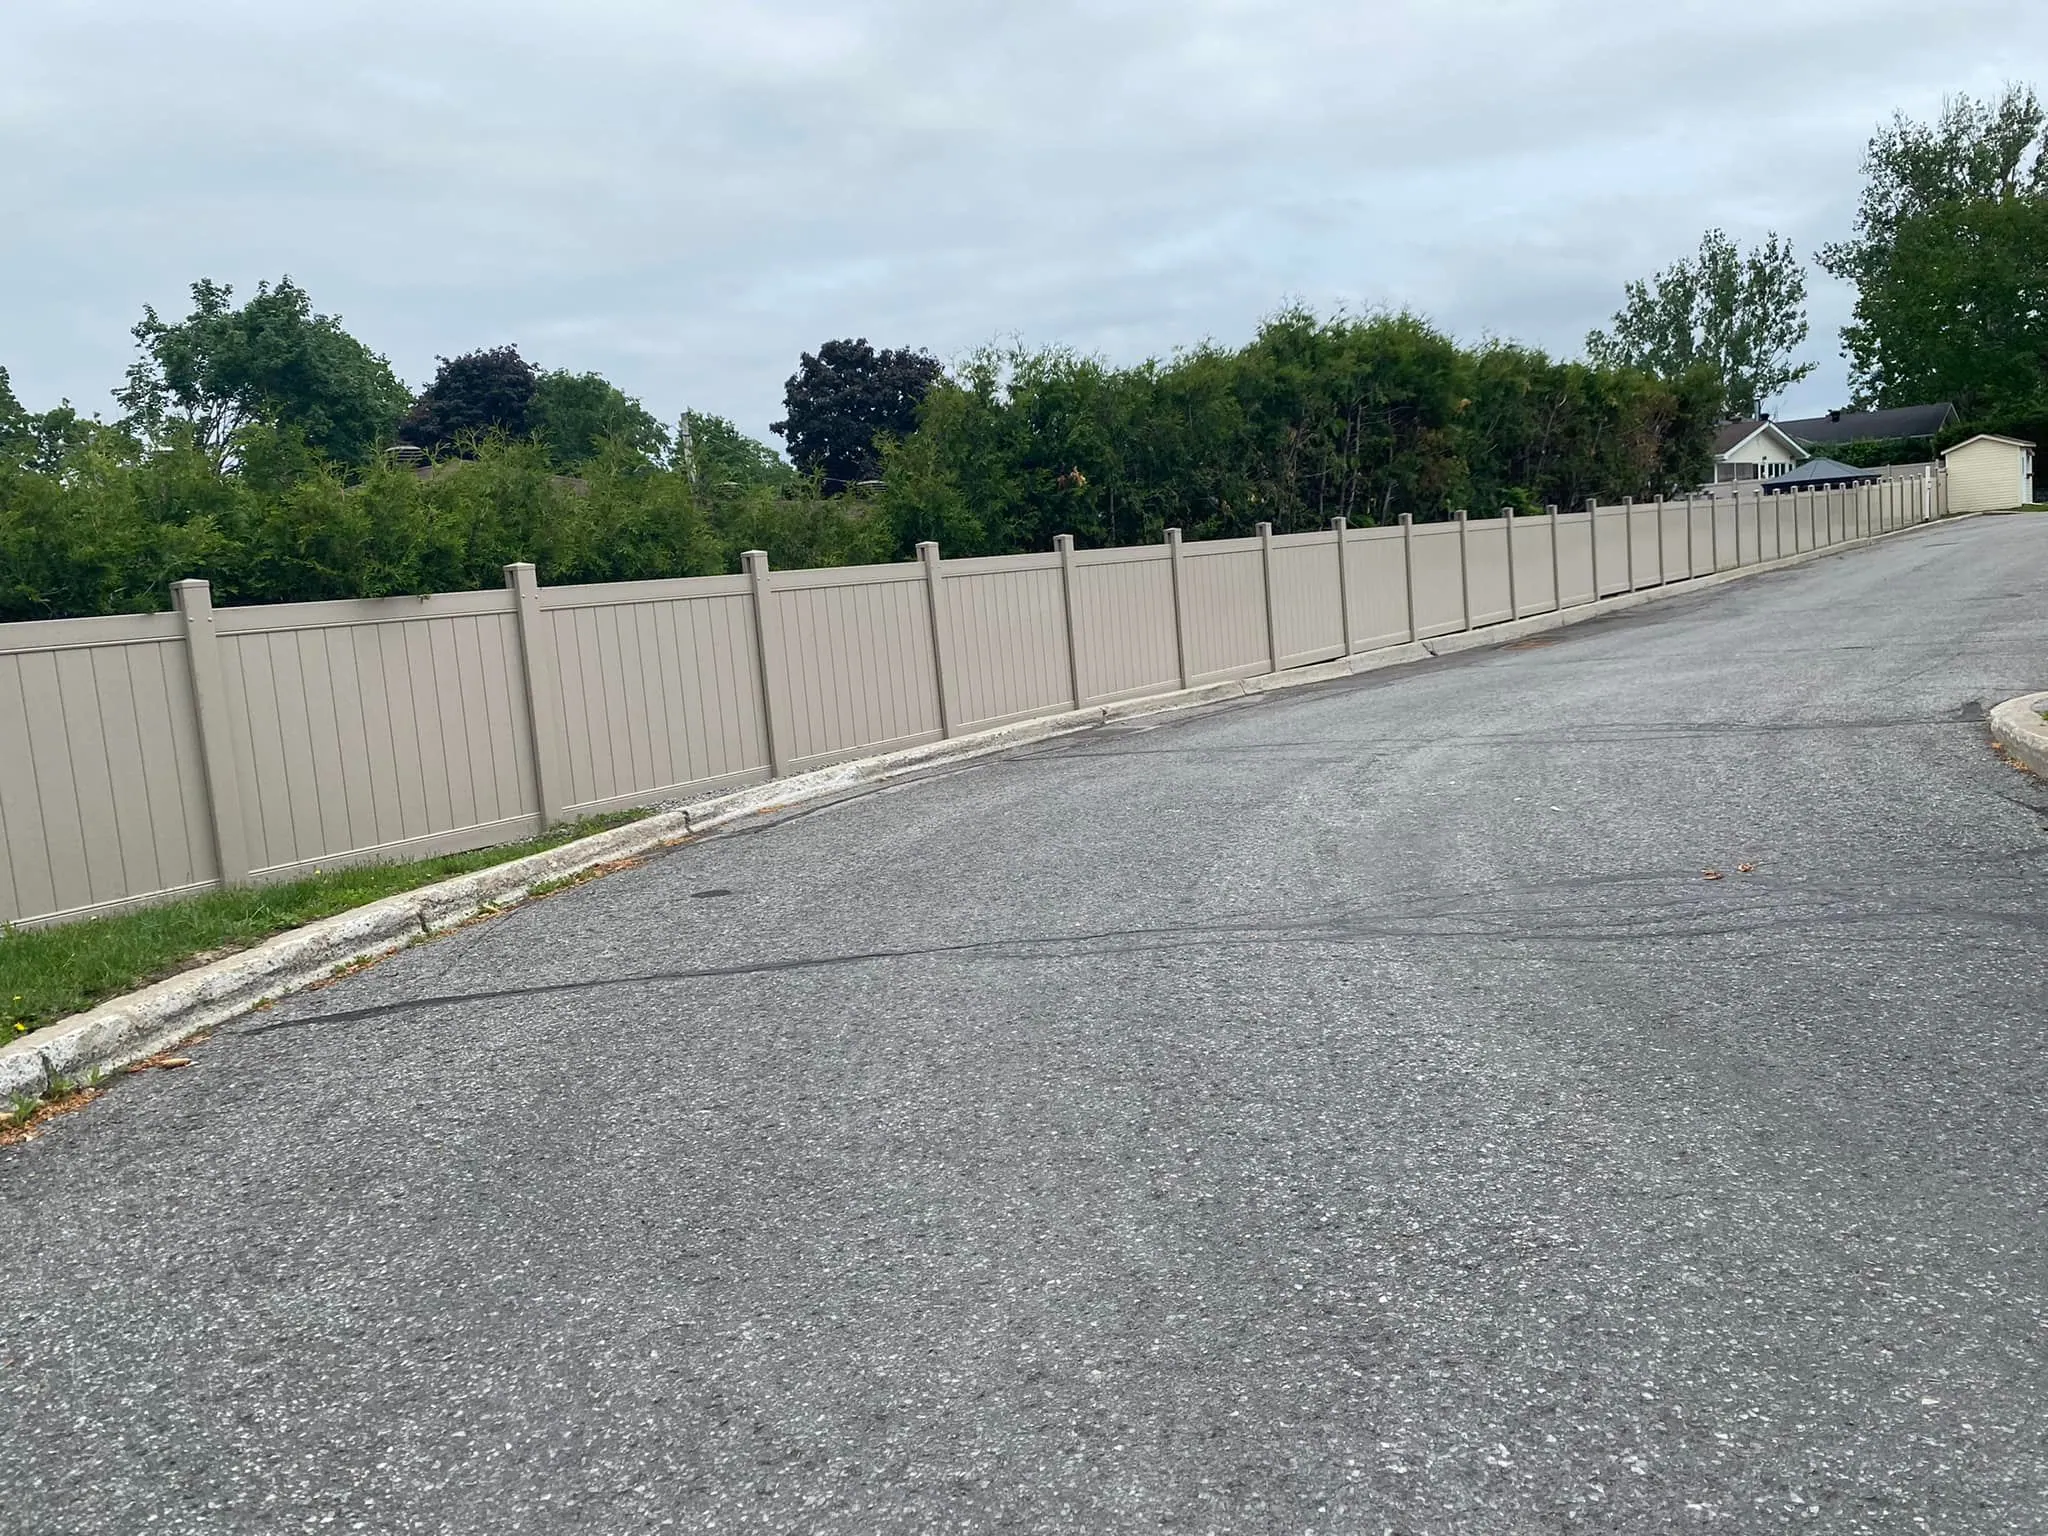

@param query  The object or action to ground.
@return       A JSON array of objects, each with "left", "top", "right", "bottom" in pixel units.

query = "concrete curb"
[
  {"left": 1989, "top": 692, "right": 2048, "bottom": 778},
  {"left": 0, "top": 510, "right": 1965, "bottom": 1103}
]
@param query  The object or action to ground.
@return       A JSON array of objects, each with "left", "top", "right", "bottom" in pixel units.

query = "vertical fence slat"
[
  {"left": 1455, "top": 511, "right": 1473, "bottom": 630},
  {"left": 1054, "top": 534, "right": 1083, "bottom": 708},
  {"left": 171, "top": 579, "right": 246, "bottom": 886},
  {"left": 1332, "top": 517, "right": 1354, "bottom": 653},
  {"left": 1166, "top": 528, "right": 1192, "bottom": 688},
  {"left": 743, "top": 550, "right": 793, "bottom": 777},
  {"left": 918, "top": 542, "right": 958, "bottom": 738},
  {"left": 504, "top": 563, "right": 568, "bottom": 828},
  {"left": 1400, "top": 514, "right": 1418, "bottom": 642}
]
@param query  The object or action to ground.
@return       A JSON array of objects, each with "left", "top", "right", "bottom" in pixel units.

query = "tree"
[
  {"left": 1586, "top": 230, "right": 1814, "bottom": 418},
  {"left": 115, "top": 278, "right": 409, "bottom": 468},
  {"left": 675, "top": 410, "right": 795, "bottom": 492},
  {"left": 528, "top": 370, "right": 668, "bottom": 469},
  {"left": 1821, "top": 85, "right": 2048, "bottom": 413},
  {"left": 399, "top": 346, "right": 538, "bottom": 452},
  {"left": 0, "top": 366, "right": 28, "bottom": 463},
  {"left": 771, "top": 338, "right": 942, "bottom": 491}
]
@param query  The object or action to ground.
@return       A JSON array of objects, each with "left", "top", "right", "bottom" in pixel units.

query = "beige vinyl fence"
[{"left": 0, "top": 473, "right": 1949, "bottom": 929}]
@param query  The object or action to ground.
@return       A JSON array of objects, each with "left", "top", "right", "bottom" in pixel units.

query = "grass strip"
[{"left": 2, "top": 811, "right": 647, "bottom": 1039}]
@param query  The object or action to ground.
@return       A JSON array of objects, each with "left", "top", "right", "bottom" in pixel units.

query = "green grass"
[{"left": 1, "top": 811, "right": 647, "bottom": 1039}]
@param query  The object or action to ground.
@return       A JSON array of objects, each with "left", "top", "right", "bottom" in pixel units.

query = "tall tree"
[
  {"left": 400, "top": 346, "right": 538, "bottom": 452},
  {"left": 772, "top": 339, "right": 942, "bottom": 491},
  {"left": 529, "top": 370, "right": 668, "bottom": 469},
  {"left": 1821, "top": 85, "right": 2048, "bottom": 413},
  {"left": 0, "top": 366, "right": 28, "bottom": 462},
  {"left": 1586, "top": 230, "right": 1814, "bottom": 419},
  {"left": 115, "top": 278, "right": 409, "bottom": 467}
]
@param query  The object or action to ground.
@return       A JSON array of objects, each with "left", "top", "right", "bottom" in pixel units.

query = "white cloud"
[{"left": 2, "top": 0, "right": 2042, "bottom": 437}]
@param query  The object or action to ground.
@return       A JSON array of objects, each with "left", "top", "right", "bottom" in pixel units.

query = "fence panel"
[
  {"left": 1625, "top": 503, "right": 1658, "bottom": 587},
  {"left": 939, "top": 555, "right": 1070, "bottom": 730},
  {"left": 1072, "top": 547, "right": 1180, "bottom": 704},
  {"left": 1180, "top": 540, "right": 1268, "bottom": 681},
  {"left": 1555, "top": 512, "right": 1595, "bottom": 605},
  {"left": 1659, "top": 501, "right": 1688, "bottom": 581},
  {"left": 542, "top": 577, "right": 769, "bottom": 814},
  {"left": 1592, "top": 508, "right": 1629, "bottom": 596},
  {"left": 1410, "top": 523, "right": 1466, "bottom": 636},
  {"left": 769, "top": 565, "right": 942, "bottom": 771},
  {"left": 0, "top": 614, "right": 214, "bottom": 927},
  {"left": 1460, "top": 519, "right": 1508, "bottom": 625},
  {"left": 1711, "top": 498, "right": 1738, "bottom": 571},
  {"left": 1346, "top": 527, "right": 1411, "bottom": 650},
  {"left": 214, "top": 593, "right": 536, "bottom": 879},
  {"left": 1271, "top": 532, "right": 1345, "bottom": 665},
  {"left": 1510, "top": 516, "right": 1559, "bottom": 613}
]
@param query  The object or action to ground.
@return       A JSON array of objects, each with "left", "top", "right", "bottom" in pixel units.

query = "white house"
[
  {"left": 1709, "top": 418, "right": 1806, "bottom": 486},
  {"left": 1940, "top": 434, "right": 2037, "bottom": 512}
]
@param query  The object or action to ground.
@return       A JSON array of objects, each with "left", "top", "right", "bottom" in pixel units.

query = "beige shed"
[{"left": 1940, "top": 433, "right": 2037, "bottom": 512}]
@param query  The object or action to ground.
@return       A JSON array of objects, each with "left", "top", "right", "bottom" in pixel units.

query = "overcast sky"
[{"left": 5, "top": 1, "right": 2044, "bottom": 447}]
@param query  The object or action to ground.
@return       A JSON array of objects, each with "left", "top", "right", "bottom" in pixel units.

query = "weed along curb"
[
  {"left": 0, "top": 510, "right": 1966, "bottom": 1106},
  {"left": 1989, "top": 692, "right": 2048, "bottom": 778}
]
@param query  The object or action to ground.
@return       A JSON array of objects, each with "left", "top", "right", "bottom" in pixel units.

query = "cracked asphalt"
[{"left": 4, "top": 514, "right": 2046, "bottom": 1535}]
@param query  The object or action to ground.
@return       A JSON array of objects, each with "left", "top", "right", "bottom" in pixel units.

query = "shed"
[{"left": 1940, "top": 434, "right": 2037, "bottom": 512}]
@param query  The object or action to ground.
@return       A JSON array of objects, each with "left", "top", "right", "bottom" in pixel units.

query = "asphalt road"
[{"left": 5, "top": 515, "right": 2047, "bottom": 1536}]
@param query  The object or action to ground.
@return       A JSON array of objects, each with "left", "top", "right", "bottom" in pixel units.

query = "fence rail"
[{"left": 0, "top": 473, "right": 1949, "bottom": 928}]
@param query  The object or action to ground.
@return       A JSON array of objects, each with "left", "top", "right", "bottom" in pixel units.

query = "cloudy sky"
[{"left": 5, "top": 1, "right": 2044, "bottom": 446}]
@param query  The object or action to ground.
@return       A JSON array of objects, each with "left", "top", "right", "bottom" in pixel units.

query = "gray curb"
[
  {"left": 1989, "top": 692, "right": 2048, "bottom": 778},
  {"left": 0, "top": 510, "right": 1966, "bottom": 1103}
]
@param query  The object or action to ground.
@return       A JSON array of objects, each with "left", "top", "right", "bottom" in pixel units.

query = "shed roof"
[
  {"left": 1769, "top": 456, "right": 1881, "bottom": 486},
  {"left": 1941, "top": 432, "right": 2036, "bottom": 456},
  {"left": 1777, "top": 404, "right": 1958, "bottom": 444}
]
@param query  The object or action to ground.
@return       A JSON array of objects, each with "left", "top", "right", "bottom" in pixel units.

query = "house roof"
[
  {"left": 1770, "top": 456, "right": 1881, "bottom": 485},
  {"left": 1777, "top": 403, "right": 1958, "bottom": 444},
  {"left": 1711, "top": 418, "right": 1805, "bottom": 459},
  {"left": 1942, "top": 433, "right": 2037, "bottom": 456}
]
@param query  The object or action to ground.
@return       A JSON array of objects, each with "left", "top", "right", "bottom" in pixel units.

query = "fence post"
[
  {"left": 1623, "top": 497, "right": 1638, "bottom": 591},
  {"left": 742, "top": 549, "right": 794, "bottom": 777},
  {"left": 1455, "top": 510, "right": 1473, "bottom": 630},
  {"left": 1331, "top": 517, "right": 1354, "bottom": 654},
  {"left": 1683, "top": 493, "right": 1696, "bottom": 578},
  {"left": 1502, "top": 508, "right": 1520, "bottom": 620},
  {"left": 1709, "top": 490, "right": 1721, "bottom": 572},
  {"left": 503, "top": 562, "right": 570, "bottom": 829},
  {"left": 1587, "top": 496, "right": 1602, "bottom": 600},
  {"left": 1258, "top": 521, "right": 1282, "bottom": 671},
  {"left": 1166, "top": 527, "right": 1192, "bottom": 689},
  {"left": 917, "top": 541, "right": 958, "bottom": 738},
  {"left": 1653, "top": 494, "right": 1667, "bottom": 585},
  {"left": 1400, "top": 513, "right": 1419, "bottom": 642},
  {"left": 171, "top": 579, "right": 249, "bottom": 887},
  {"left": 1055, "top": 533, "right": 1085, "bottom": 707},
  {"left": 1546, "top": 504, "right": 1562, "bottom": 612}
]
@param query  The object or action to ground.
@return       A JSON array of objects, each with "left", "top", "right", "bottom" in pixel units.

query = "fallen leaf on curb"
[
  {"left": 1702, "top": 869, "right": 1724, "bottom": 880},
  {"left": 1737, "top": 863, "right": 1756, "bottom": 873},
  {"left": 154, "top": 1057, "right": 193, "bottom": 1070}
]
